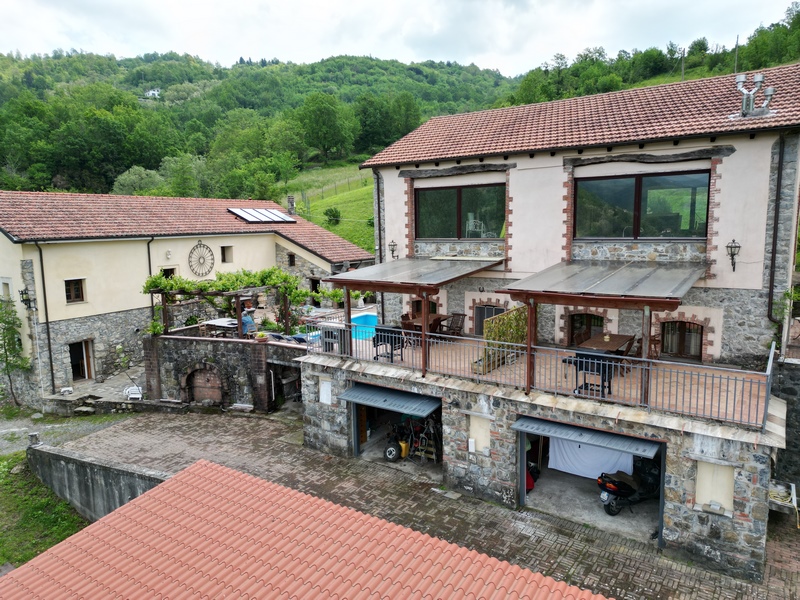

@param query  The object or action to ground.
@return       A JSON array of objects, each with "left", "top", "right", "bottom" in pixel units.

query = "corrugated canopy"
[
  {"left": 511, "top": 417, "right": 661, "bottom": 458},
  {"left": 499, "top": 260, "right": 705, "bottom": 310},
  {"left": 325, "top": 257, "right": 503, "bottom": 293},
  {"left": 339, "top": 384, "right": 441, "bottom": 417}
]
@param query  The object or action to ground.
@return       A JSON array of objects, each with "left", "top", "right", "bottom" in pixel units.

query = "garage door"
[
  {"left": 511, "top": 416, "right": 660, "bottom": 458},
  {"left": 339, "top": 383, "right": 440, "bottom": 418}
]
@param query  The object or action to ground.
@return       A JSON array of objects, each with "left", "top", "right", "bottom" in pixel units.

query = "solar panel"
[{"left": 228, "top": 208, "right": 296, "bottom": 223}]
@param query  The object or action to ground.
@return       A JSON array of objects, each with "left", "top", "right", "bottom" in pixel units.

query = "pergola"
[{"left": 324, "top": 257, "right": 503, "bottom": 375}]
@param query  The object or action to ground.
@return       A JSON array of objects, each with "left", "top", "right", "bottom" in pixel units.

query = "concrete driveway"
[{"left": 52, "top": 409, "right": 799, "bottom": 600}]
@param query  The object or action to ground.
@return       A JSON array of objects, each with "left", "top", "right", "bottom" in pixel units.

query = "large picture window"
[
  {"left": 416, "top": 184, "right": 505, "bottom": 240},
  {"left": 575, "top": 171, "right": 709, "bottom": 239}
]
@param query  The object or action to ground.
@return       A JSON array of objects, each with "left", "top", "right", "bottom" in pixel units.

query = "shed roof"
[
  {"left": 0, "top": 191, "right": 373, "bottom": 265},
  {"left": 0, "top": 460, "right": 606, "bottom": 599},
  {"left": 499, "top": 260, "right": 705, "bottom": 310},
  {"left": 325, "top": 256, "right": 503, "bottom": 292},
  {"left": 362, "top": 63, "right": 800, "bottom": 168}
]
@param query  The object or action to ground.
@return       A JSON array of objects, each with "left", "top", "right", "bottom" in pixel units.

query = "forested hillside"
[{"left": 0, "top": 3, "right": 799, "bottom": 198}]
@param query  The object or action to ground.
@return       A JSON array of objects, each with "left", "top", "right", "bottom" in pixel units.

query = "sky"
[{"left": 3, "top": 0, "right": 795, "bottom": 77}]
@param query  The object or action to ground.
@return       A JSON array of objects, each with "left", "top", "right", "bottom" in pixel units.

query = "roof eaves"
[{"left": 364, "top": 124, "right": 798, "bottom": 170}]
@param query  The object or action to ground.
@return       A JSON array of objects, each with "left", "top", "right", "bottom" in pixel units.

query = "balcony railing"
[{"left": 305, "top": 322, "right": 774, "bottom": 430}]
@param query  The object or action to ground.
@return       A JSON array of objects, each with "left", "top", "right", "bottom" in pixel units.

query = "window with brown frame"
[
  {"left": 65, "top": 279, "right": 85, "bottom": 303},
  {"left": 574, "top": 171, "right": 709, "bottom": 239},
  {"left": 661, "top": 321, "right": 703, "bottom": 360},
  {"left": 415, "top": 184, "right": 506, "bottom": 240}
]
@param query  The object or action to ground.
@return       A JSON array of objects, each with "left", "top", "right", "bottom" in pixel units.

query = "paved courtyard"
[{"left": 53, "top": 407, "right": 799, "bottom": 600}]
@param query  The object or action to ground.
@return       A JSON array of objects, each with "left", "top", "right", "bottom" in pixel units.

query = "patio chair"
[
  {"left": 613, "top": 335, "right": 637, "bottom": 376},
  {"left": 429, "top": 315, "right": 446, "bottom": 333},
  {"left": 400, "top": 319, "right": 420, "bottom": 347},
  {"left": 648, "top": 336, "right": 661, "bottom": 359},
  {"left": 440, "top": 313, "right": 466, "bottom": 336},
  {"left": 373, "top": 326, "right": 404, "bottom": 363},
  {"left": 124, "top": 385, "right": 143, "bottom": 401}
]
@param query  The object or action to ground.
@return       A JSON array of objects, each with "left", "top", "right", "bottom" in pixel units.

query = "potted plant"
[{"left": 254, "top": 331, "right": 269, "bottom": 343}]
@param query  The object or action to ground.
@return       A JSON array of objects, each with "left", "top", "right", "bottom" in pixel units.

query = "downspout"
[
  {"left": 767, "top": 133, "right": 785, "bottom": 325},
  {"left": 35, "top": 242, "right": 56, "bottom": 395},
  {"left": 374, "top": 168, "right": 386, "bottom": 324},
  {"left": 146, "top": 237, "right": 155, "bottom": 316}
]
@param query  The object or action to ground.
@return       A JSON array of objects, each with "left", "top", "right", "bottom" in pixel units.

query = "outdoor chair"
[
  {"left": 400, "top": 320, "right": 420, "bottom": 347},
  {"left": 613, "top": 336, "right": 637, "bottom": 376},
  {"left": 561, "top": 351, "right": 614, "bottom": 398},
  {"left": 648, "top": 336, "right": 661, "bottom": 359},
  {"left": 440, "top": 312, "right": 466, "bottom": 336},
  {"left": 429, "top": 315, "right": 446, "bottom": 333},
  {"left": 124, "top": 385, "right": 143, "bottom": 401},
  {"left": 373, "top": 326, "right": 404, "bottom": 363}
]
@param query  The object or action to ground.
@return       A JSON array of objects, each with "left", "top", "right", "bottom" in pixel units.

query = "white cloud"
[{"left": 1, "top": 0, "right": 792, "bottom": 75}]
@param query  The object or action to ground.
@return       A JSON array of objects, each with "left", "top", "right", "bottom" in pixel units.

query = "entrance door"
[
  {"left": 69, "top": 340, "right": 93, "bottom": 381},
  {"left": 188, "top": 368, "right": 223, "bottom": 405}
]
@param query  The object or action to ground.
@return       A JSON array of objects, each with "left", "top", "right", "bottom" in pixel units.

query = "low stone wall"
[{"left": 27, "top": 443, "right": 169, "bottom": 522}]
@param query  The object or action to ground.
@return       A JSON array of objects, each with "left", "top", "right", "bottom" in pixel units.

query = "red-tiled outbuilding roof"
[
  {"left": 0, "top": 191, "right": 373, "bottom": 265},
  {"left": 0, "top": 461, "right": 606, "bottom": 599},
  {"left": 362, "top": 63, "right": 800, "bottom": 168}
]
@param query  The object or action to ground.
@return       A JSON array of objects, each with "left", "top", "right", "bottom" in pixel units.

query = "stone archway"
[{"left": 180, "top": 363, "right": 228, "bottom": 407}]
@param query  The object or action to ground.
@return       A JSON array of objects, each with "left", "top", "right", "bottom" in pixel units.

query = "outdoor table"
[
  {"left": 410, "top": 314, "right": 451, "bottom": 332},
  {"left": 203, "top": 318, "right": 239, "bottom": 337},
  {"left": 579, "top": 333, "right": 634, "bottom": 353}
]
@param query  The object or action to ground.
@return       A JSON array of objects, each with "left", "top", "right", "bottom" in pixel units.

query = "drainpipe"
[
  {"left": 146, "top": 237, "right": 155, "bottom": 317},
  {"left": 374, "top": 168, "right": 386, "bottom": 324},
  {"left": 35, "top": 242, "right": 56, "bottom": 395},
  {"left": 767, "top": 134, "right": 786, "bottom": 326}
]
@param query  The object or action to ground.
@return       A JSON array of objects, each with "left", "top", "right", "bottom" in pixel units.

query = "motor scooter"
[{"left": 597, "top": 456, "right": 660, "bottom": 515}]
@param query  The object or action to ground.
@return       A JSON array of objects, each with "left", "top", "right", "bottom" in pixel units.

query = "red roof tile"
[
  {"left": 0, "top": 191, "right": 373, "bottom": 265},
  {"left": 0, "top": 460, "right": 607, "bottom": 599},
  {"left": 362, "top": 63, "right": 800, "bottom": 168}
]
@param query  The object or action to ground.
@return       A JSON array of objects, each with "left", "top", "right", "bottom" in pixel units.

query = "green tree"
[
  {"left": 112, "top": 165, "right": 165, "bottom": 195},
  {"left": 390, "top": 91, "right": 421, "bottom": 138},
  {"left": 354, "top": 92, "right": 392, "bottom": 151},
  {"left": 0, "top": 297, "right": 30, "bottom": 405},
  {"left": 298, "top": 92, "right": 357, "bottom": 162}
]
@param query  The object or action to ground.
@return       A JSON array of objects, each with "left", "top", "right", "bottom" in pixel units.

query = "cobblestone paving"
[{"left": 59, "top": 411, "right": 799, "bottom": 600}]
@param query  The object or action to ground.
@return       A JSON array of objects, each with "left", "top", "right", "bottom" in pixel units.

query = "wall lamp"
[
  {"left": 726, "top": 239, "right": 741, "bottom": 271},
  {"left": 388, "top": 240, "right": 398, "bottom": 260},
  {"left": 19, "top": 288, "right": 35, "bottom": 310}
]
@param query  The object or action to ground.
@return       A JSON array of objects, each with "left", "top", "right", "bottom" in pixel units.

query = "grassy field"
[
  {"left": 0, "top": 451, "right": 88, "bottom": 566},
  {"left": 302, "top": 184, "right": 375, "bottom": 252}
]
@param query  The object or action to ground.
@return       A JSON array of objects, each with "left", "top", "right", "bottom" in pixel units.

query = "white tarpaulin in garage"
[{"left": 548, "top": 438, "right": 632, "bottom": 479}]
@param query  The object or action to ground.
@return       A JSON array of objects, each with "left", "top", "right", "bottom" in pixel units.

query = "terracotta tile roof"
[
  {"left": 362, "top": 63, "right": 800, "bottom": 168},
  {"left": 0, "top": 191, "right": 373, "bottom": 265},
  {"left": 0, "top": 460, "right": 607, "bottom": 599}
]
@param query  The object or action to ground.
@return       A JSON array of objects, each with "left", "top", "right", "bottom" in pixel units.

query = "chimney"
[
  {"left": 736, "top": 73, "right": 775, "bottom": 116},
  {"left": 287, "top": 195, "right": 296, "bottom": 215}
]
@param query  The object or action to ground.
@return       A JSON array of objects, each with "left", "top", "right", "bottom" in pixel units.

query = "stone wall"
[
  {"left": 414, "top": 240, "right": 505, "bottom": 259},
  {"left": 571, "top": 241, "right": 707, "bottom": 263},
  {"left": 772, "top": 361, "right": 800, "bottom": 486},
  {"left": 301, "top": 359, "right": 774, "bottom": 581},
  {"left": 144, "top": 335, "right": 305, "bottom": 411},
  {"left": 27, "top": 443, "right": 168, "bottom": 522}
]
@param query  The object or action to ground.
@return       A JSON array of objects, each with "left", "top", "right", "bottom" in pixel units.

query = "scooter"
[{"left": 597, "top": 456, "right": 660, "bottom": 516}]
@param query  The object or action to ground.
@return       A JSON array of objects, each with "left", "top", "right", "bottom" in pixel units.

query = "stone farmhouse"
[
  {"left": 0, "top": 192, "right": 372, "bottom": 401},
  {"left": 299, "top": 64, "right": 800, "bottom": 580}
]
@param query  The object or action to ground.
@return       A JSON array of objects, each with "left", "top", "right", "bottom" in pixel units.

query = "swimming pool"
[{"left": 352, "top": 313, "right": 378, "bottom": 339}]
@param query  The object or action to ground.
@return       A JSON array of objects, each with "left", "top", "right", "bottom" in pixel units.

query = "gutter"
[
  {"left": 35, "top": 242, "right": 56, "bottom": 395},
  {"left": 767, "top": 133, "right": 786, "bottom": 325}
]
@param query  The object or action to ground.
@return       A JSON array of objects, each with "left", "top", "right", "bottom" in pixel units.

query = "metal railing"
[{"left": 304, "top": 322, "right": 774, "bottom": 429}]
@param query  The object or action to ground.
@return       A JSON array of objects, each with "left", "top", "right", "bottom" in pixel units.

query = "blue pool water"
[{"left": 352, "top": 313, "right": 378, "bottom": 339}]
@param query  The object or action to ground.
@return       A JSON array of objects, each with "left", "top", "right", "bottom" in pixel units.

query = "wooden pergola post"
[
  {"left": 420, "top": 290, "right": 429, "bottom": 377},
  {"left": 344, "top": 285, "right": 353, "bottom": 357}
]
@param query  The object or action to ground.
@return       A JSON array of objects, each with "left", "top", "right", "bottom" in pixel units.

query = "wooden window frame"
[{"left": 65, "top": 279, "right": 85, "bottom": 303}]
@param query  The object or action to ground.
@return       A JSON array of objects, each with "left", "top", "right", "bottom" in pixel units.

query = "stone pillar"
[{"left": 287, "top": 195, "right": 296, "bottom": 215}]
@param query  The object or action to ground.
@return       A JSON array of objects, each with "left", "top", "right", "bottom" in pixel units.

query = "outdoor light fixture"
[
  {"left": 388, "top": 240, "right": 398, "bottom": 260},
  {"left": 19, "top": 288, "right": 35, "bottom": 310},
  {"left": 726, "top": 239, "right": 741, "bottom": 271}
]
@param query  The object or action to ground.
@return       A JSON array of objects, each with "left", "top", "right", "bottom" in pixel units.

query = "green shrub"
[{"left": 323, "top": 207, "right": 342, "bottom": 226}]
